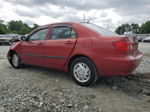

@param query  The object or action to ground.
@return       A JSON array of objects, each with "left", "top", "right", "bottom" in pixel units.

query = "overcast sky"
[{"left": 0, "top": 0, "right": 150, "bottom": 31}]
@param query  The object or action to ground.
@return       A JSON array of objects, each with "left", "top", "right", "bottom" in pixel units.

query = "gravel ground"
[{"left": 0, "top": 43, "right": 150, "bottom": 112}]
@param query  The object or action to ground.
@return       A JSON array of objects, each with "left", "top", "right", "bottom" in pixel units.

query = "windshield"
[{"left": 81, "top": 23, "right": 119, "bottom": 36}]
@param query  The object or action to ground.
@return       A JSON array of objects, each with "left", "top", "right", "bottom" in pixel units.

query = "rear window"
[{"left": 81, "top": 23, "right": 119, "bottom": 36}]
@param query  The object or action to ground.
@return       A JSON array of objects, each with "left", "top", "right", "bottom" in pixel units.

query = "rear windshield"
[{"left": 81, "top": 23, "right": 119, "bottom": 36}]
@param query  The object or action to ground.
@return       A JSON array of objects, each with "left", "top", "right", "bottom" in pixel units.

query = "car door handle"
[{"left": 65, "top": 41, "right": 73, "bottom": 45}]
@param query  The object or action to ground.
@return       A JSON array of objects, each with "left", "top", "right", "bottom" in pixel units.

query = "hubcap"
[
  {"left": 12, "top": 54, "right": 19, "bottom": 67},
  {"left": 73, "top": 62, "right": 91, "bottom": 83}
]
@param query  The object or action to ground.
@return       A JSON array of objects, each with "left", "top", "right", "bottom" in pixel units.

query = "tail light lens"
[
  {"left": 114, "top": 41, "right": 132, "bottom": 56},
  {"left": 114, "top": 41, "right": 130, "bottom": 52}
]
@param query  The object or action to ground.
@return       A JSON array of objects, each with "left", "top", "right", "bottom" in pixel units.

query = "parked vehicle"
[
  {"left": 7, "top": 22, "right": 142, "bottom": 86},
  {"left": 0, "top": 34, "right": 20, "bottom": 45},
  {"left": 136, "top": 35, "right": 144, "bottom": 42},
  {"left": 0, "top": 34, "right": 4, "bottom": 37},
  {"left": 142, "top": 37, "right": 150, "bottom": 42},
  {"left": 0, "top": 36, "right": 12, "bottom": 45}
]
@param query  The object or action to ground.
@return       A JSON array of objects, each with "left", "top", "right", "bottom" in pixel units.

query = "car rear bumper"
[{"left": 95, "top": 52, "right": 142, "bottom": 76}]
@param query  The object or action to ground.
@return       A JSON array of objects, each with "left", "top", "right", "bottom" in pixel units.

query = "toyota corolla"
[{"left": 7, "top": 22, "right": 142, "bottom": 86}]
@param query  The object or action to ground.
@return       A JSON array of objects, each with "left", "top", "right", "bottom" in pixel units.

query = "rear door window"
[{"left": 49, "top": 26, "right": 76, "bottom": 40}]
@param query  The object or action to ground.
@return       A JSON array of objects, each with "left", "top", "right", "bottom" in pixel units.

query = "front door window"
[{"left": 28, "top": 28, "right": 48, "bottom": 41}]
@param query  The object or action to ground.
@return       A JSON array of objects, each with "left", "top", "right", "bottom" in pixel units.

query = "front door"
[
  {"left": 44, "top": 25, "right": 77, "bottom": 69},
  {"left": 21, "top": 28, "right": 49, "bottom": 66}
]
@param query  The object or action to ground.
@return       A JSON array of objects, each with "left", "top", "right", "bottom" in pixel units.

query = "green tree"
[
  {"left": 8, "top": 20, "right": 26, "bottom": 34},
  {"left": 131, "top": 23, "right": 140, "bottom": 34},
  {"left": 115, "top": 24, "right": 131, "bottom": 34},
  {"left": 0, "top": 19, "right": 4, "bottom": 24},
  {"left": 0, "top": 20, "right": 39, "bottom": 34},
  {"left": 32, "top": 24, "right": 39, "bottom": 30},
  {"left": 0, "top": 19, "right": 7, "bottom": 34},
  {"left": 7, "top": 20, "right": 38, "bottom": 35},
  {"left": 140, "top": 21, "right": 150, "bottom": 34},
  {"left": 0, "top": 24, "right": 7, "bottom": 34},
  {"left": 18, "top": 23, "right": 31, "bottom": 34},
  {"left": 115, "top": 23, "right": 140, "bottom": 35}
]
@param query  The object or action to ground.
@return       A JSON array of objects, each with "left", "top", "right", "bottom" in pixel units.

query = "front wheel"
[
  {"left": 10, "top": 53, "right": 22, "bottom": 68},
  {"left": 70, "top": 57, "right": 99, "bottom": 86}
]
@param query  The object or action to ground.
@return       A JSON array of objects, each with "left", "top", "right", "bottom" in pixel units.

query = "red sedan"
[{"left": 7, "top": 22, "right": 142, "bottom": 86}]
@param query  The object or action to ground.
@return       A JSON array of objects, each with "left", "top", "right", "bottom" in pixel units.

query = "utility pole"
[
  {"left": 107, "top": 24, "right": 109, "bottom": 30},
  {"left": 83, "top": 13, "right": 85, "bottom": 22}
]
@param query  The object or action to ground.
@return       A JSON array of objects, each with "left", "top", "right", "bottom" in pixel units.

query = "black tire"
[
  {"left": 10, "top": 53, "right": 22, "bottom": 69},
  {"left": 70, "top": 57, "right": 99, "bottom": 86}
]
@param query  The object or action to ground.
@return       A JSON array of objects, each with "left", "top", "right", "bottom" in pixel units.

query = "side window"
[
  {"left": 50, "top": 26, "right": 76, "bottom": 40},
  {"left": 29, "top": 28, "right": 48, "bottom": 41}
]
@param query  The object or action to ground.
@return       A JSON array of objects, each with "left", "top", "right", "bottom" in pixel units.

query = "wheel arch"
[
  {"left": 8, "top": 50, "right": 22, "bottom": 62},
  {"left": 8, "top": 50, "right": 18, "bottom": 57},
  {"left": 68, "top": 54, "right": 99, "bottom": 86},
  {"left": 68, "top": 54, "right": 98, "bottom": 73}
]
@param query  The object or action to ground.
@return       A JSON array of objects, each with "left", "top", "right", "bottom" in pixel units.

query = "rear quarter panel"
[{"left": 64, "top": 23, "right": 117, "bottom": 75}]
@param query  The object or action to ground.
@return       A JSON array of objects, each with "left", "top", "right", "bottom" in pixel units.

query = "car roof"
[
  {"left": 38, "top": 22, "right": 80, "bottom": 29},
  {"left": 28, "top": 22, "right": 86, "bottom": 36}
]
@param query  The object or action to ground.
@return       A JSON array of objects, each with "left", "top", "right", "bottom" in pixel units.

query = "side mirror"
[{"left": 21, "top": 36, "right": 27, "bottom": 41}]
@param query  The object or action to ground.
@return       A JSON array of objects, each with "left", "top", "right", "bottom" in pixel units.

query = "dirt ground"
[{"left": 0, "top": 43, "right": 150, "bottom": 112}]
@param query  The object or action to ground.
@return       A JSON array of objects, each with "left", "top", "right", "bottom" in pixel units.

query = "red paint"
[{"left": 7, "top": 22, "right": 142, "bottom": 76}]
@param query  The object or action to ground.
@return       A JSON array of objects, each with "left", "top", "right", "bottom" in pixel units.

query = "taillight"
[
  {"left": 113, "top": 41, "right": 133, "bottom": 56},
  {"left": 114, "top": 41, "right": 130, "bottom": 52}
]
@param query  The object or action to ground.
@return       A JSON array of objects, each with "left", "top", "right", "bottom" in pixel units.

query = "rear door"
[
  {"left": 21, "top": 28, "right": 49, "bottom": 66},
  {"left": 44, "top": 24, "right": 77, "bottom": 69}
]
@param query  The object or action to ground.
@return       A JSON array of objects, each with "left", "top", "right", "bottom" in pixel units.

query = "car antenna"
[{"left": 87, "top": 9, "right": 99, "bottom": 23}]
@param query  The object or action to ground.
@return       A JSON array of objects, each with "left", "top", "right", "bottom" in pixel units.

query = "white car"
[{"left": 142, "top": 37, "right": 150, "bottom": 42}]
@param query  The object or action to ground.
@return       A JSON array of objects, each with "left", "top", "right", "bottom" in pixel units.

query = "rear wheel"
[{"left": 70, "top": 57, "right": 99, "bottom": 86}]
